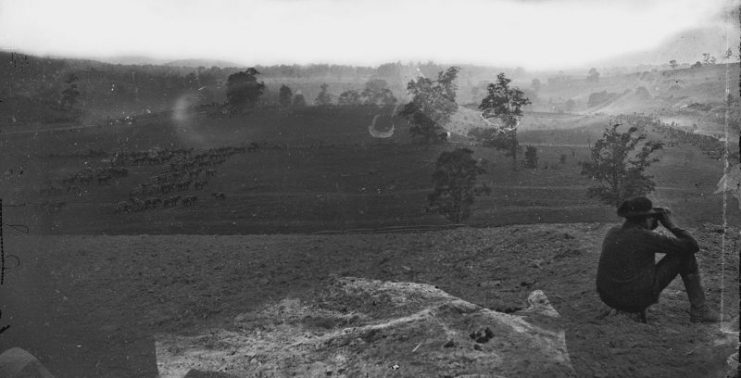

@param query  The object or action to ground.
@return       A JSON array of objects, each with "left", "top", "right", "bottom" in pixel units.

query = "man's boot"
[{"left": 682, "top": 273, "right": 721, "bottom": 323}]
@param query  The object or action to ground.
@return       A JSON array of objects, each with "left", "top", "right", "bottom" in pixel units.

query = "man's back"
[
  {"left": 596, "top": 196, "right": 718, "bottom": 322},
  {"left": 597, "top": 223, "right": 699, "bottom": 311}
]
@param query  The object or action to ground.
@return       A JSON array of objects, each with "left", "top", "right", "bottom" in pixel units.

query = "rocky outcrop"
[
  {"left": 0, "top": 347, "right": 55, "bottom": 378},
  {"left": 156, "top": 277, "right": 573, "bottom": 377}
]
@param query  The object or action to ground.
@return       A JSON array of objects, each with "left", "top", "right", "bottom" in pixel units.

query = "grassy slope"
[
  {"left": 539, "top": 64, "right": 738, "bottom": 108},
  {"left": 538, "top": 64, "right": 740, "bottom": 139}
]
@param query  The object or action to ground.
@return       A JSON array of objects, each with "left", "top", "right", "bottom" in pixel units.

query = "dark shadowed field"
[{"left": 1, "top": 106, "right": 737, "bottom": 234}]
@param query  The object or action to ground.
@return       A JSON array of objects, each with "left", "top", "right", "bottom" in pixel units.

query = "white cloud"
[{"left": 0, "top": 0, "right": 734, "bottom": 68}]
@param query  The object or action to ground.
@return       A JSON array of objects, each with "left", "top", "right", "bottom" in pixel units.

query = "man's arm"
[{"left": 645, "top": 212, "right": 700, "bottom": 255}]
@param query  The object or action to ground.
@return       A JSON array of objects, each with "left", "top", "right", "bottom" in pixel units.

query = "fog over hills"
[
  {"left": 80, "top": 23, "right": 741, "bottom": 74},
  {"left": 591, "top": 25, "right": 740, "bottom": 70},
  {"left": 163, "top": 59, "right": 245, "bottom": 68},
  {"left": 95, "top": 55, "right": 169, "bottom": 66}
]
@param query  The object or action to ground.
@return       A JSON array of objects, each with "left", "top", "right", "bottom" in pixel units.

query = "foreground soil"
[{"left": 0, "top": 223, "right": 738, "bottom": 377}]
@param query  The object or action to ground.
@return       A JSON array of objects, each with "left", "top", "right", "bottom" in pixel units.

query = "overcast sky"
[{"left": 0, "top": 0, "right": 737, "bottom": 69}]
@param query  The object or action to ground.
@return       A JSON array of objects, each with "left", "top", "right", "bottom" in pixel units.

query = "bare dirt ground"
[{"left": 0, "top": 222, "right": 737, "bottom": 377}]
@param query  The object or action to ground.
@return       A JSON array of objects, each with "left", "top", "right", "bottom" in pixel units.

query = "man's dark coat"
[{"left": 596, "top": 223, "right": 699, "bottom": 312}]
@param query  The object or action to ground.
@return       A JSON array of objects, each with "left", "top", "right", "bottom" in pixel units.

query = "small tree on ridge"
[
  {"left": 278, "top": 85, "right": 293, "bottom": 108},
  {"left": 479, "top": 73, "right": 531, "bottom": 170},
  {"left": 587, "top": 68, "right": 600, "bottom": 82},
  {"left": 314, "top": 83, "right": 332, "bottom": 106}
]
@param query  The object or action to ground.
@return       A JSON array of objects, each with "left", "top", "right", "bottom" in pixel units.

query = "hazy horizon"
[{"left": 1, "top": 0, "right": 739, "bottom": 70}]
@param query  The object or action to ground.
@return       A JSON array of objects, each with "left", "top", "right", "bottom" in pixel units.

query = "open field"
[
  {"left": 1, "top": 105, "right": 737, "bottom": 236},
  {"left": 1, "top": 59, "right": 739, "bottom": 377}
]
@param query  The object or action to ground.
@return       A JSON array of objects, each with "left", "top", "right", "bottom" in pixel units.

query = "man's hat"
[{"left": 617, "top": 197, "right": 665, "bottom": 218}]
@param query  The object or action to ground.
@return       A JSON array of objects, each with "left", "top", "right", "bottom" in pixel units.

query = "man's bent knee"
[{"left": 678, "top": 253, "right": 700, "bottom": 275}]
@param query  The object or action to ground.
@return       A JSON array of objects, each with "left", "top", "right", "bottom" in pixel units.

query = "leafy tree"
[
  {"left": 400, "top": 66, "right": 459, "bottom": 144},
  {"left": 724, "top": 48, "right": 734, "bottom": 61},
  {"left": 635, "top": 86, "right": 651, "bottom": 100},
  {"left": 467, "top": 127, "right": 522, "bottom": 157},
  {"left": 314, "top": 83, "right": 332, "bottom": 106},
  {"left": 278, "top": 84, "right": 293, "bottom": 107},
  {"left": 702, "top": 53, "right": 716, "bottom": 65},
  {"left": 588, "top": 91, "right": 617, "bottom": 107},
  {"left": 427, "top": 148, "right": 491, "bottom": 223},
  {"left": 580, "top": 124, "right": 663, "bottom": 206},
  {"left": 184, "top": 72, "right": 199, "bottom": 89},
  {"left": 531, "top": 78, "right": 542, "bottom": 92},
  {"left": 337, "top": 90, "right": 361, "bottom": 106},
  {"left": 478, "top": 73, "right": 531, "bottom": 170},
  {"left": 524, "top": 146, "right": 538, "bottom": 169},
  {"left": 376, "top": 62, "right": 402, "bottom": 81},
  {"left": 691, "top": 61, "right": 703, "bottom": 69},
  {"left": 587, "top": 67, "right": 600, "bottom": 82},
  {"left": 60, "top": 73, "right": 80, "bottom": 110},
  {"left": 292, "top": 93, "right": 307, "bottom": 108},
  {"left": 226, "top": 68, "right": 265, "bottom": 112},
  {"left": 361, "top": 79, "right": 397, "bottom": 106},
  {"left": 669, "top": 60, "right": 678, "bottom": 70},
  {"left": 564, "top": 99, "right": 576, "bottom": 112}
]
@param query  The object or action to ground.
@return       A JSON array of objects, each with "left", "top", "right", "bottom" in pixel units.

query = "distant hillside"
[
  {"left": 0, "top": 53, "right": 497, "bottom": 125},
  {"left": 164, "top": 59, "right": 244, "bottom": 68},
  {"left": 0, "top": 49, "right": 737, "bottom": 144},
  {"left": 101, "top": 56, "right": 245, "bottom": 68},
  {"left": 529, "top": 62, "right": 740, "bottom": 139},
  {"left": 594, "top": 26, "right": 740, "bottom": 68},
  {"left": 97, "top": 55, "right": 169, "bottom": 66}
]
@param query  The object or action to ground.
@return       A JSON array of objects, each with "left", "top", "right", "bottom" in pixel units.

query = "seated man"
[{"left": 596, "top": 197, "right": 719, "bottom": 323}]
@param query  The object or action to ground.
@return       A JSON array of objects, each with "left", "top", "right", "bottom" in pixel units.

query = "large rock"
[
  {"left": 156, "top": 277, "right": 574, "bottom": 377},
  {"left": 0, "top": 347, "right": 54, "bottom": 378}
]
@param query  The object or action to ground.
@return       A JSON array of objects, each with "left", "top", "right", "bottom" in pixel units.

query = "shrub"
[
  {"left": 524, "top": 146, "right": 538, "bottom": 169},
  {"left": 427, "top": 148, "right": 491, "bottom": 223},
  {"left": 635, "top": 87, "right": 651, "bottom": 100},
  {"left": 580, "top": 124, "right": 663, "bottom": 206},
  {"left": 587, "top": 91, "right": 618, "bottom": 108}
]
